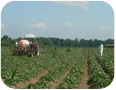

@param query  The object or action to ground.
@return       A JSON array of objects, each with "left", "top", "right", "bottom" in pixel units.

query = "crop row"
[
  {"left": 88, "top": 51, "right": 111, "bottom": 89},
  {"left": 22, "top": 49, "right": 82, "bottom": 89},
  {"left": 93, "top": 49, "right": 114, "bottom": 79},
  {"left": 103, "top": 48, "right": 114, "bottom": 58},
  {"left": 58, "top": 50, "right": 87, "bottom": 89}
]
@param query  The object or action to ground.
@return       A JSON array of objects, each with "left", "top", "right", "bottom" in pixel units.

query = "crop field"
[{"left": 1, "top": 46, "right": 114, "bottom": 89}]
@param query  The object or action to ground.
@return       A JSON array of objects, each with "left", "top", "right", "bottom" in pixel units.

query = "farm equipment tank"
[{"left": 19, "top": 40, "right": 30, "bottom": 46}]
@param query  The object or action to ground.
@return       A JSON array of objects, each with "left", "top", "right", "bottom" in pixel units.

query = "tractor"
[{"left": 10, "top": 34, "right": 40, "bottom": 57}]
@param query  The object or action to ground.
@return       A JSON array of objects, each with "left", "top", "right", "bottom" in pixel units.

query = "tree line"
[{"left": 1, "top": 35, "right": 114, "bottom": 47}]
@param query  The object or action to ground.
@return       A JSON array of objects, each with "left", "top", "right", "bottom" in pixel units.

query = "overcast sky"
[{"left": 1, "top": 1, "right": 114, "bottom": 40}]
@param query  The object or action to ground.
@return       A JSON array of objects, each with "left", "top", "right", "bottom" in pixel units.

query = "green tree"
[{"left": 1, "top": 35, "right": 12, "bottom": 46}]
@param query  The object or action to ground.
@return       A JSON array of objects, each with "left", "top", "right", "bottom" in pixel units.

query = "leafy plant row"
[
  {"left": 58, "top": 50, "right": 87, "bottom": 89},
  {"left": 103, "top": 48, "right": 114, "bottom": 58},
  {"left": 88, "top": 51, "right": 111, "bottom": 89},
  {"left": 93, "top": 49, "right": 114, "bottom": 79}
]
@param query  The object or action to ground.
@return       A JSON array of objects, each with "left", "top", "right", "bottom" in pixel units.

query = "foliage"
[
  {"left": 1, "top": 35, "right": 114, "bottom": 47},
  {"left": 104, "top": 44, "right": 114, "bottom": 48},
  {"left": 88, "top": 51, "right": 112, "bottom": 89},
  {"left": 22, "top": 49, "right": 81, "bottom": 89},
  {"left": 1, "top": 46, "right": 114, "bottom": 89},
  {"left": 66, "top": 48, "right": 71, "bottom": 52},
  {"left": 93, "top": 49, "right": 114, "bottom": 79},
  {"left": 59, "top": 50, "right": 86, "bottom": 89},
  {"left": 1, "top": 46, "right": 70, "bottom": 86}
]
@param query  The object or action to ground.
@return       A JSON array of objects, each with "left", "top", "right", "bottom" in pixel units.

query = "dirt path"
[
  {"left": 49, "top": 54, "right": 81, "bottom": 89},
  {"left": 77, "top": 53, "right": 89, "bottom": 89},
  {"left": 10, "top": 51, "right": 77, "bottom": 89}
]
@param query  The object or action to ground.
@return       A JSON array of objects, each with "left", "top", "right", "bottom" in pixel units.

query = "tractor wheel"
[
  {"left": 13, "top": 52, "right": 16, "bottom": 55},
  {"left": 30, "top": 52, "right": 33, "bottom": 57},
  {"left": 35, "top": 45, "right": 39, "bottom": 56}
]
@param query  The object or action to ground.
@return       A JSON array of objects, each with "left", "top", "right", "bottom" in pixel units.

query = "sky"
[{"left": 1, "top": 1, "right": 114, "bottom": 40}]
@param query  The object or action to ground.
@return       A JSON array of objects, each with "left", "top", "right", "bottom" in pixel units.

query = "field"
[{"left": 1, "top": 46, "right": 114, "bottom": 89}]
